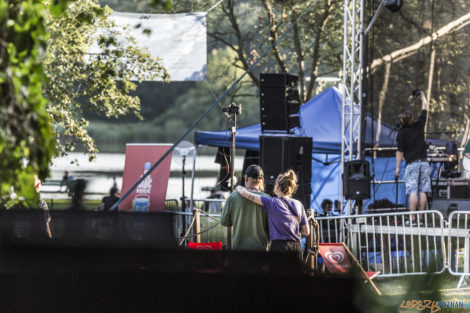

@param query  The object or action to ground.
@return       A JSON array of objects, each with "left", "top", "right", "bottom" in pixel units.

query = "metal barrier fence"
[
  {"left": 316, "top": 210, "right": 446, "bottom": 277},
  {"left": 447, "top": 211, "right": 470, "bottom": 287},
  {"left": 171, "top": 211, "right": 227, "bottom": 247},
  {"left": 167, "top": 201, "right": 454, "bottom": 278},
  {"left": 165, "top": 199, "right": 179, "bottom": 209},
  {"left": 166, "top": 198, "right": 225, "bottom": 214},
  {"left": 169, "top": 197, "right": 227, "bottom": 247}
]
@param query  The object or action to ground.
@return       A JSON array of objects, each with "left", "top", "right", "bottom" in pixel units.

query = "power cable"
[{"left": 207, "top": 0, "right": 224, "bottom": 13}]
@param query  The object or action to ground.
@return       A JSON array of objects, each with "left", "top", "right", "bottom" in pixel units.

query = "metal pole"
[
  {"left": 226, "top": 104, "right": 241, "bottom": 250},
  {"left": 189, "top": 148, "right": 197, "bottom": 213},
  {"left": 230, "top": 116, "right": 236, "bottom": 192},
  {"left": 181, "top": 155, "right": 186, "bottom": 212},
  {"left": 395, "top": 176, "right": 399, "bottom": 211},
  {"left": 362, "top": 0, "right": 386, "bottom": 36},
  {"left": 195, "top": 209, "right": 201, "bottom": 243}
]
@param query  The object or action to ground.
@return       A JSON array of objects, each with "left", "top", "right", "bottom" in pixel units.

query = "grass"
[
  {"left": 45, "top": 199, "right": 101, "bottom": 211},
  {"left": 366, "top": 272, "right": 470, "bottom": 312}
]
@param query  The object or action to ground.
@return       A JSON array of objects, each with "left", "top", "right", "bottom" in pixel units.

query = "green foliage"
[
  {"left": 87, "top": 46, "right": 259, "bottom": 148},
  {"left": 370, "top": 0, "right": 470, "bottom": 141},
  {"left": 43, "top": 0, "right": 169, "bottom": 158},
  {"left": 87, "top": 121, "right": 163, "bottom": 153},
  {"left": 0, "top": 0, "right": 59, "bottom": 205},
  {"left": 100, "top": 0, "right": 212, "bottom": 14}
]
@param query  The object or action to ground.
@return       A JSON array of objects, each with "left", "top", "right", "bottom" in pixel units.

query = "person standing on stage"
[
  {"left": 220, "top": 165, "right": 270, "bottom": 251},
  {"left": 395, "top": 90, "right": 430, "bottom": 226}
]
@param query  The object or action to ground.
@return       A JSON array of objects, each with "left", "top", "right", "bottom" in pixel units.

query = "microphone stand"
[
  {"left": 395, "top": 175, "right": 399, "bottom": 211},
  {"left": 223, "top": 103, "right": 241, "bottom": 250}
]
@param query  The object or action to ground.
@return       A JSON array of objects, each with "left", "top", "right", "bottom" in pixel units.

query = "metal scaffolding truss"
[{"left": 341, "top": 0, "right": 364, "bottom": 214}]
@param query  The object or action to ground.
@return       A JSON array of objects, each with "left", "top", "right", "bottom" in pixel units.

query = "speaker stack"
[
  {"left": 260, "top": 135, "right": 312, "bottom": 208},
  {"left": 257, "top": 73, "right": 312, "bottom": 208},
  {"left": 260, "top": 73, "right": 300, "bottom": 133}
]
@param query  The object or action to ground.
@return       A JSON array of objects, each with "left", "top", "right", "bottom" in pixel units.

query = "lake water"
[{"left": 43, "top": 152, "right": 244, "bottom": 200}]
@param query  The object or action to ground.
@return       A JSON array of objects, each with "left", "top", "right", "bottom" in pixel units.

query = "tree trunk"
[{"left": 375, "top": 62, "right": 391, "bottom": 146}]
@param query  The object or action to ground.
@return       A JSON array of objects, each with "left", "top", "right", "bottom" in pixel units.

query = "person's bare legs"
[
  {"left": 418, "top": 192, "right": 427, "bottom": 222},
  {"left": 408, "top": 193, "right": 418, "bottom": 221}
]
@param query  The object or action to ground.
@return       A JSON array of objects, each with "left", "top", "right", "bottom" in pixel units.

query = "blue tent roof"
[{"left": 195, "top": 87, "right": 393, "bottom": 153}]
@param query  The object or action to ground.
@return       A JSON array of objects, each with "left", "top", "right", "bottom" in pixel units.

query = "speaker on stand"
[{"left": 343, "top": 160, "right": 371, "bottom": 200}]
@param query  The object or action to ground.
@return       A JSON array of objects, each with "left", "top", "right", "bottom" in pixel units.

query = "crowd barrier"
[
  {"left": 316, "top": 211, "right": 446, "bottom": 277},
  {"left": 447, "top": 211, "right": 470, "bottom": 287},
  {"left": 169, "top": 200, "right": 470, "bottom": 284}
]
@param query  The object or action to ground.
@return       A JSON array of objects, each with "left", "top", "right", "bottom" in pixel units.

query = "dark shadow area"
[{"left": 0, "top": 210, "right": 367, "bottom": 313}]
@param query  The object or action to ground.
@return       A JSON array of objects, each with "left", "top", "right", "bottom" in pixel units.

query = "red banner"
[
  {"left": 319, "top": 243, "right": 352, "bottom": 274},
  {"left": 120, "top": 144, "right": 172, "bottom": 212},
  {"left": 188, "top": 242, "right": 223, "bottom": 250}
]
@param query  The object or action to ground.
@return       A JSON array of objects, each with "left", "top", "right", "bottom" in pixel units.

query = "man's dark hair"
[
  {"left": 244, "top": 164, "right": 264, "bottom": 179},
  {"left": 398, "top": 109, "right": 414, "bottom": 127}
]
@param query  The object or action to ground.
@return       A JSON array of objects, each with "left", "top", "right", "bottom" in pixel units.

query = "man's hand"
[{"left": 395, "top": 168, "right": 400, "bottom": 180}]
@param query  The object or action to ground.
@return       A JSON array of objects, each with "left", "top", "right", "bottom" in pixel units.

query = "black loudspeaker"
[
  {"left": 448, "top": 179, "right": 470, "bottom": 199},
  {"left": 343, "top": 161, "right": 371, "bottom": 200},
  {"left": 444, "top": 141, "right": 459, "bottom": 171},
  {"left": 260, "top": 136, "right": 312, "bottom": 208},
  {"left": 241, "top": 150, "right": 259, "bottom": 187},
  {"left": 260, "top": 73, "right": 300, "bottom": 133}
]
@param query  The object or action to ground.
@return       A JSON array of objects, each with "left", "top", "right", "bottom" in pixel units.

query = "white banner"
[{"left": 112, "top": 12, "right": 207, "bottom": 81}]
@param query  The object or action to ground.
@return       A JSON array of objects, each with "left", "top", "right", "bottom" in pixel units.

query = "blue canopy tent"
[{"left": 194, "top": 87, "right": 447, "bottom": 213}]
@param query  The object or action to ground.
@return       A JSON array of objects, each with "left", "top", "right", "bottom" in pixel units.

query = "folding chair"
[{"left": 318, "top": 243, "right": 381, "bottom": 295}]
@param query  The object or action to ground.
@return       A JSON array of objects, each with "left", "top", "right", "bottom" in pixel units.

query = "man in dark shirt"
[{"left": 395, "top": 91, "right": 430, "bottom": 225}]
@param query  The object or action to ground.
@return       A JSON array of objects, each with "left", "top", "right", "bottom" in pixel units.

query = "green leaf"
[{"left": 49, "top": 0, "right": 68, "bottom": 18}]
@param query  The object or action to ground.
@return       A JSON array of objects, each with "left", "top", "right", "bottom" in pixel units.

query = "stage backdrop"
[{"left": 120, "top": 144, "right": 173, "bottom": 212}]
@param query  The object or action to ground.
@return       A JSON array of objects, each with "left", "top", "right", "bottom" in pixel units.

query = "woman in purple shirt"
[{"left": 236, "top": 170, "right": 309, "bottom": 258}]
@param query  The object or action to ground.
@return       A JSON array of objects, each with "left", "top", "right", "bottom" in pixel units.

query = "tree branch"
[
  {"left": 306, "top": 0, "right": 332, "bottom": 101},
  {"left": 370, "top": 12, "right": 470, "bottom": 74},
  {"left": 398, "top": 11, "right": 430, "bottom": 35},
  {"left": 261, "top": 0, "right": 288, "bottom": 73},
  {"left": 208, "top": 31, "right": 237, "bottom": 51},
  {"left": 290, "top": 9, "right": 305, "bottom": 102},
  {"left": 224, "top": 0, "right": 260, "bottom": 87}
]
